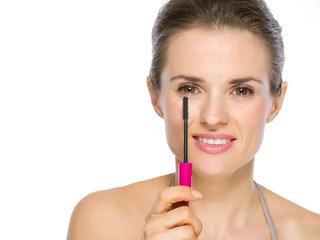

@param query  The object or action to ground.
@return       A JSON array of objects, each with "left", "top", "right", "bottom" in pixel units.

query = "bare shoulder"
[
  {"left": 67, "top": 174, "right": 172, "bottom": 240},
  {"left": 259, "top": 185, "right": 320, "bottom": 240}
]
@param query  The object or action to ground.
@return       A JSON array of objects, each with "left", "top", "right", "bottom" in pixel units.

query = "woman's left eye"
[{"left": 232, "top": 87, "right": 253, "bottom": 96}]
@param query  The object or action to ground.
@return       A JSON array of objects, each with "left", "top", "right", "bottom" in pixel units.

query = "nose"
[{"left": 199, "top": 95, "right": 229, "bottom": 129}]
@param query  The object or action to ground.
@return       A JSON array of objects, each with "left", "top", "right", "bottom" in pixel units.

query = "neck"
[{"left": 173, "top": 158, "right": 262, "bottom": 236}]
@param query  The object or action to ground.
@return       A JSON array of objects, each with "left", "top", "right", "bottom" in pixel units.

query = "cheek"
[
  {"left": 162, "top": 95, "right": 184, "bottom": 159},
  {"left": 242, "top": 101, "right": 268, "bottom": 126},
  {"left": 233, "top": 99, "right": 270, "bottom": 146}
]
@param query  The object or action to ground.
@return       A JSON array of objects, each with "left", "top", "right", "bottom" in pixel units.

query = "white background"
[{"left": 0, "top": 0, "right": 319, "bottom": 239}]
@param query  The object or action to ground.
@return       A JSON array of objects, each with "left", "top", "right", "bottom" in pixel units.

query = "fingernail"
[{"left": 192, "top": 190, "right": 203, "bottom": 199}]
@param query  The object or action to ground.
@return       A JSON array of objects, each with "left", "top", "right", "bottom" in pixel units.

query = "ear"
[
  {"left": 147, "top": 76, "right": 163, "bottom": 118},
  {"left": 266, "top": 81, "right": 288, "bottom": 123}
]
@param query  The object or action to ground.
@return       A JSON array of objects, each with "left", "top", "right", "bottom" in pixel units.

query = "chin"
[
  {"left": 190, "top": 156, "right": 253, "bottom": 178},
  {"left": 192, "top": 161, "right": 235, "bottom": 177}
]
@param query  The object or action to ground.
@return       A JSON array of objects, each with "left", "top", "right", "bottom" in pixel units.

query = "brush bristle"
[{"left": 183, "top": 97, "right": 188, "bottom": 120}]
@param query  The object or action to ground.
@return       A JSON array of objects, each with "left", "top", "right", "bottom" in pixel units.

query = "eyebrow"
[
  {"left": 228, "top": 77, "right": 263, "bottom": 85},
  {"left": 170, "top": 75, "right": 263, "bottom": 85},
  {"left": 170, "top": 75, "right": 205, "bottom": 83}
]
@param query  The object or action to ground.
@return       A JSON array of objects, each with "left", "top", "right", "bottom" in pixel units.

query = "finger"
[
  {"left": 149, "top": 225, "right": 197, "bottom": 240},
  {"left": 147, "top": 206, "right": 203, "bottom": 237},
  {"left": 151, "top": 186, "right": 202, "bottom": 215},
  {"left": 168, "top": 206, "right": 202, "bottom": 237},
  {"left": 168, "top": 225, "right": 198, "bottom": 239}
]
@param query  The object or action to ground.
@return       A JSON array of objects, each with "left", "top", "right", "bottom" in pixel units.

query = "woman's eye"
[
  {"left": 233, "top": 87, "right": 252, "bottom": 96},
  {"left": 180, "top": 85, "right": 199, "bottom": 94}
]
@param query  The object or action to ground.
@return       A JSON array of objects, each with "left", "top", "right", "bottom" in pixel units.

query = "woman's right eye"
[{"left": 179, "top": 85, "right": 199, "bottom": 94}]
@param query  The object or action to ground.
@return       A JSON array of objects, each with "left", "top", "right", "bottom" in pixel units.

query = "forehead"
[{"left": 162, "top": 28, "right": 269, "bottom": 83}]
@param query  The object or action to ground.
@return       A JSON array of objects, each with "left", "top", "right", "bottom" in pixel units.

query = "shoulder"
[
  {"left": 259, "top": 185, "right": 320, "bottom": 240},
  {"left": 67, "top": 174, "right": 172, "bottom": 240},
  {"left": 280, "top": 208, "right": 320, "bottom": 239}
]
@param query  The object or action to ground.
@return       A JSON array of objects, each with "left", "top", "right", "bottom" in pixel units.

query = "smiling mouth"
[
  {"left": 192, "top": 134, "right": 236, "bottom": 154},
  {"left": 194, "top": 137, "right": 232, "bottom": 145}
]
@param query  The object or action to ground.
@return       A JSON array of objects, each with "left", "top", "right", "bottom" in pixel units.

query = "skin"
[{"left": 67, "top": 29, "right": 320, "bottom": 239}]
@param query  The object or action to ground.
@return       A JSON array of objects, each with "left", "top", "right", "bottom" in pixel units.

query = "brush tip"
[{"left": 183, "top": 97, "right": 188, "bottom": 120}]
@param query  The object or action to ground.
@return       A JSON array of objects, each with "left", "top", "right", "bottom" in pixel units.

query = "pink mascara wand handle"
[{"left": 179, "top": 162, "right": 192, "bottom": 187}]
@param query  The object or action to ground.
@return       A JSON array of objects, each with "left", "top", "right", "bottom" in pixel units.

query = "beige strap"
[
  {"left": 166, "top": 173, "right": 174, "bottom": 187},
  {"left": 254, "top": 181, "right": 278, "bottom": 240}
]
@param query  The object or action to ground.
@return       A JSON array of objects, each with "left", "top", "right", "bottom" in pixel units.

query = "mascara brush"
[{"left": 179, "top": 97, "right": 192, "bottom": 187}]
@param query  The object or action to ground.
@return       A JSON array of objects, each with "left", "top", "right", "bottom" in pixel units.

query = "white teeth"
[{"left": 197, "top": 137, "right": 231, "bottom": 145}]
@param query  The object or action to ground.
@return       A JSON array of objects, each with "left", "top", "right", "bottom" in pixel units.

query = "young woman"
[{"left": 67, "top": 0, "right": 320, "bottom": 239}]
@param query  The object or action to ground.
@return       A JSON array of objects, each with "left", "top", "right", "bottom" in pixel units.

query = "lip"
[{"left": 192, "top": 133, "right": 236, "bottom": 154}]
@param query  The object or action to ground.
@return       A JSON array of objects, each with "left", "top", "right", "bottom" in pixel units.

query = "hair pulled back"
[{"left": 150, "top": 0, "right": 284, "bottom": 96}]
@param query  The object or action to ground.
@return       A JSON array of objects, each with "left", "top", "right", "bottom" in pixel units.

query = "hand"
[{"left": 143, "top": 186, "right": 203, "bottom": 240}]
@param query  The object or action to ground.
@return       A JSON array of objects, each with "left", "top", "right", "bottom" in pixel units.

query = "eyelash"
[{"left": 177, "top": 84, "right": 255, "bottom": 98}]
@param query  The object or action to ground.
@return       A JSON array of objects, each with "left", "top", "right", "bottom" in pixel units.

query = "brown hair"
[{"left": 149, "top": 0, "right": 284, "bottom": 96}]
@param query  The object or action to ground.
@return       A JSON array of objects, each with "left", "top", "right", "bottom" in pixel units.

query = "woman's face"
[{"left": 148, "top": 29, "right": 286, "bottom": 177}]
